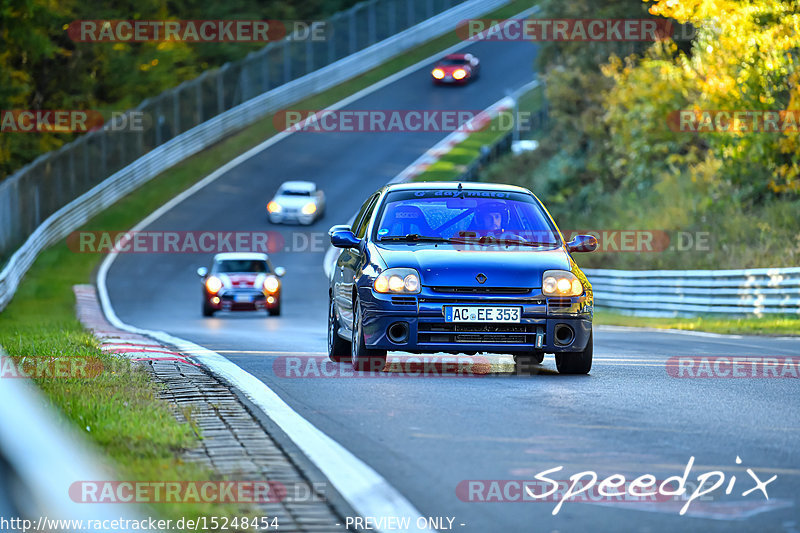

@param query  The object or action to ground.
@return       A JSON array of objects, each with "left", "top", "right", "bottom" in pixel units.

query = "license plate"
[
  {"left": 234, "top": 294, "right": 254, "bottom": 303},
  {"left": 444, "top": 306, "right": 521, "bottom": 323}
]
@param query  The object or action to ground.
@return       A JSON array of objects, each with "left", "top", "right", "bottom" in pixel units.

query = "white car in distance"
[{"left": 267, "top": 181, "right": 326, "bottom": 225}]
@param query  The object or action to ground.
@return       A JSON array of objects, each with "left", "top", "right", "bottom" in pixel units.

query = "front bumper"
[
  {"left": 433, "top": 75, "right": 470, "bottom": 85},
  {"left": 268, "top": 209, "right": 315, "bottom": 225},
  {"left": 358, "top": 286, "right": 592, "bottom": 354},
  {"left": 206, "top": 289, "right": 280, "bottom": 311}
]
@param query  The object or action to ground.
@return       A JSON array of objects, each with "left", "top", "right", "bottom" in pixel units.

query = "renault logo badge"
[{"left": 476, "top": 273, "right": 487, "bottom": 284}]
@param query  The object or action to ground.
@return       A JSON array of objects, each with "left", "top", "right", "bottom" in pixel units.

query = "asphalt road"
[{"left": 105, "top": 37, "right": 800, "bottom": 533}]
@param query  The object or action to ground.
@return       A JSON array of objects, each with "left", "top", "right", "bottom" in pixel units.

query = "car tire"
[
  {"left": 328, "top": 295, "right": 350, "bottom": 362},
  {"left": 555, "top": 331, "right": 593, "bottom": 375},
  {"left": 202, "top": 302, "right": 215, "bottom": 317},
  {"left": 268, "top": 303, "right": 281, "bottom": 316},
  {"left": 351, "top": 296, "right": 387, "bottom": 372},
  {"left": 513, "top": 351, "right": 544, "bottom": 373}
]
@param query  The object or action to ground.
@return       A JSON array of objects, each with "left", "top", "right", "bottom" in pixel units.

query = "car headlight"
[
  {"left": 542, "top": 270, "right": 583, "bottom": 297},
  {"left": 452, "top": 69, "right": 467, "bottom": 80},
  {"left": 205, "top": 276, "right": 223, "bottom": 294},
  {"left": 301, "top": 202, "right": 317, "bottom": 215},
  {"left": 432, "top": 68, "right": 445, "bottom": 79},
  {"left": 267, "top": 201, "right": 282, "bottom": 213},
  {"left": 373, "top": 268, "right": 421, "bottom": 294},
  {"left": 263, "top": 275, "right": 280, "bottom": 293}
]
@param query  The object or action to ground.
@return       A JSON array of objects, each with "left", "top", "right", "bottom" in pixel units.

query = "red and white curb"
[{"left": 74, "top": 284, "right": 197, "bottom": 367}]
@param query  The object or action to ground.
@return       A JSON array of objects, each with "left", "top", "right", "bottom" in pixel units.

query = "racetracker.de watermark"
[
  {"left": 67, "top": 230, "right": 712, "bottom": 254},
  {"left": 0, "top": 356, "right": 104, "bottom": 379},
  {"left": 68, "top": 231, "right": 294, "bottom": 254},
  {"left": 457, "top": 18, "right": 674, "bottom": 41},
  {"left": 67, "top": 20, "right": 328, "bottom": 42},
  {"left": 668, "top": 110, "right": 800, "bottom": 133},
  {"left": 70, "top": 481, "right": 288, "bottom": 504},
  {"left": 1, "top": 110, "right": 104, "bottom": 133},
  {"left": 667, "top": 356, "right": 800, "bottom": 378},
  {"left": 274, "top": 109, "right": 494, "bottom": 133},
  {"left": 273, "top": 356, "right": 493, "bottom": 378}
]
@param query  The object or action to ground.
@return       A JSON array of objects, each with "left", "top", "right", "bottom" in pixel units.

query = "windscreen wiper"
[
  {"left": 379, "top": 234, "right": 450, "bottom": 243},
  {"left": 459, "top": 235, "right": 559, "bottom": 247}
]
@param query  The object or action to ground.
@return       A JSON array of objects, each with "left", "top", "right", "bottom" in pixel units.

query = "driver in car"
[{"left": 475, "top": 202, "right": 507, "bottom": 233}]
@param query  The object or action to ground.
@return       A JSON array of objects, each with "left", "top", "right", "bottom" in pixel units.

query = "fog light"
[
  {"left": 267, "top": 296, "right": 275, "bottom": 304},
  {"left": 211, "top": 297, "right": 220, "bottom": 304}
]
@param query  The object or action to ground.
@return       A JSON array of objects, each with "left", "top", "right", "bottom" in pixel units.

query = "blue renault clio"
[{"left": 327, "top": 182, "right": 598, "bottom": 374}]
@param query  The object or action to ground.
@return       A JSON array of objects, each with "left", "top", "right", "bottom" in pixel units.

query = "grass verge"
[
  {"left": 595, "top": 310, "right": 800, "bottom": 336},
  {"left": 0, "top": 0, "right": 538, "bottom": 520}
]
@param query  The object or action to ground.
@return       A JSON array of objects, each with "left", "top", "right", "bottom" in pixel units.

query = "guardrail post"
[
  {"left": 195, "top": 79, "right": 203, "bottom": 124},
  {"left": 349, "top": 8, "right": 358, "bottom": 53},
  {"left": 368, "top": 0, "right": 377, "bottom": 45},
  {"left": 100, "top": 131, "right": 108, "bottom": 177},
  {"left": 283, "top": 41, "right": 291, "bottom": 84},
  {"left": 388, "top": 0, "right": 396, "bottom": 35},
  {"left": 261, "top": 47, "right": 271, "bottom": 91},
  {"left": 216, "top": 68, "right": 225, "bottom": 115},
  {"left": 173, "top": 88, "right": 181, "bottom": 137},
  {"left": 68, "top": 147, "right": 77, "bottom": 199}
]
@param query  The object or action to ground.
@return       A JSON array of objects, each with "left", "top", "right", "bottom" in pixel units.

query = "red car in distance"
[
  {"left": 431, "top": 53, "right": 480, "bottom": 85},
  {"left": 197, "top": 253, "right": 285, "bottom": 317}
]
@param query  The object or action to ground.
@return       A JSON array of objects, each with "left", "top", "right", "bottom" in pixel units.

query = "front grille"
[
  {"left": 418, "top": 322, "right": 543, "bottom": 345},
  {"left": 419, "top": 297, "right": 545, "bottom": 305},
  {"left": 430, "top": 286, "right": 532, "bottom": 294},
  {"left": 391, "top": 296, "right": 417, "bottom": 305},
  {"left": 548, "top": 298, "right": 574, "bottom": 311}
]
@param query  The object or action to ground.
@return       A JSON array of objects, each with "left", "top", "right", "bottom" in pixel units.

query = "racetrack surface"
[{"left": 105, "top": 38, "right": 800, "bottom": 532}]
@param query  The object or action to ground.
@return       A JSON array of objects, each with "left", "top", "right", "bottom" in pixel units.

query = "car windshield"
[
  {"left": 374, "top": 190, "right": 560, "bottom": 246},
  {"left": 215, "top": 260, "right": 270, "bottom": 273},
  {"left": 438, "top": 58, "right": 468, "bottom": 65},
  {"left": 279, "top": 189, "right": 312, "bottom": 196}
]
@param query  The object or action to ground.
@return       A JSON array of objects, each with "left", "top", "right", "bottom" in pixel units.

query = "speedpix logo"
[{"left": 458, "top": 456, "right": 778, "bottom": 516}]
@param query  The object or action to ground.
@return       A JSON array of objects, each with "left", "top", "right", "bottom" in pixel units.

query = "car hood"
[
  {"left": 274, "top": 195, "right": 315, "bottom": 208},
  {"left": 374, "top": 244, "right": 570, "bottom": 288},
  {"left": 218, "top": 273, "right": 265, "bottom": 289}
]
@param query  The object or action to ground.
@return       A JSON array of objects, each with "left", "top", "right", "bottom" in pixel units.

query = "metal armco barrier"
[
  {"left": 584, "top": 267, "right": 800, "bottom": 316},
  {"left": 0, "top": 0, "right": 512, "bottom": 311}
]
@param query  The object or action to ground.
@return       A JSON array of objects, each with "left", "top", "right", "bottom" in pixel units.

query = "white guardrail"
[
  {"left": 0, "top": 0, "right": 512, "bottom": 312},
  {"left": 0, "top": 350, "right": 153, "bottom": 530},
  {"left": 584, "top": 267, "right": 800, "bottom": 316}
]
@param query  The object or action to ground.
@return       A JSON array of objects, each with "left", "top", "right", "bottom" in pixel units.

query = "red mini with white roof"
[{"left": 197, "top": 252, "right": 285, "bottom": 316}]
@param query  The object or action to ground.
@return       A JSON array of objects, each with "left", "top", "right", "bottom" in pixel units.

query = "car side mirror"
[
  {"left": 274, "top": 267, "right": 286, "bottom": 277},
  {"left": 196, "top": 267, "right": 208, "bottom": 277},
  {"left": 567, "top": 235, "right": 598, "bottom": 253},
  {"left": 329, "top": 225, "right": 360, "bottom": 248}
]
